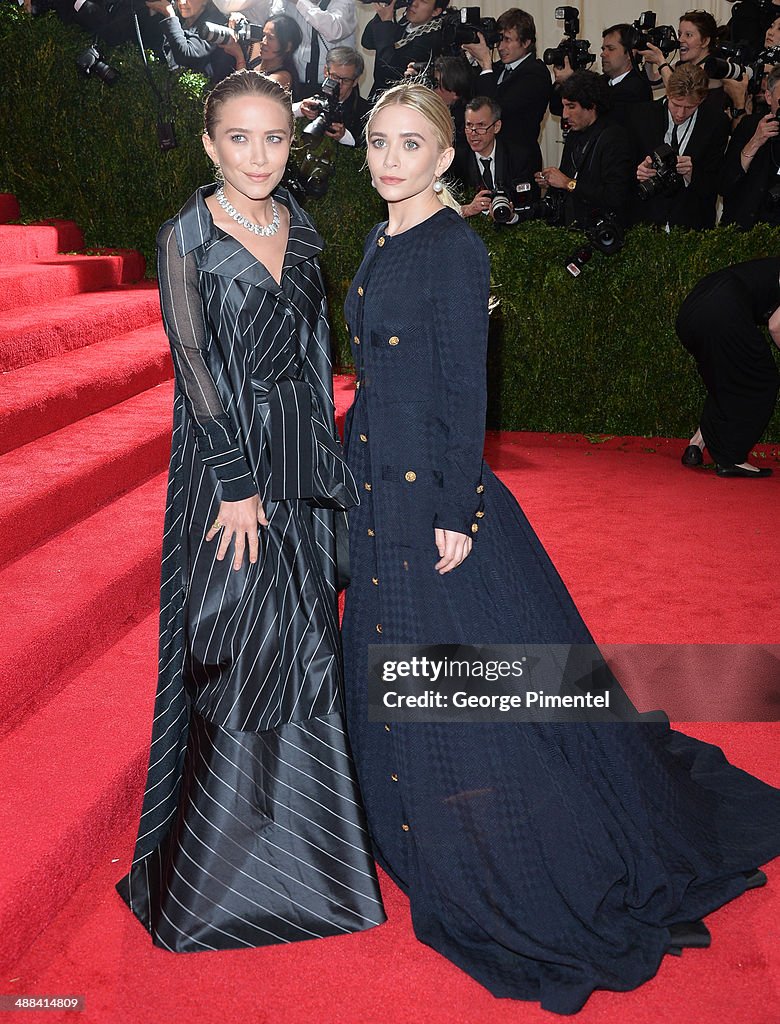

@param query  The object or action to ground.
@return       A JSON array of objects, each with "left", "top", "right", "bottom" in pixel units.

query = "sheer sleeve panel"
[{"left": 157, "top": 222, "right": 257, "bottom": 501}]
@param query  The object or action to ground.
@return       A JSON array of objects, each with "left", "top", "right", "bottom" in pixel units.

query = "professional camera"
[
  {"left": 626, "top": 12, "right": 679, "bottom": 59},
  {"left": 302, "top": 77, "right": 344, "bottom": 142},
  {"left": 637, "top": 143, "right": 683, "bottom": 200},
  {"left": 513, "top": 186, "right": 567, "bottom": 225},
  {"left": 543, "top": 6, "right": 596, "bottom": 71},
  {"left": 565, "top": 214, "right": 625, "bottom": 277},
  {"left": 75, "top": 44, "right": 119, "bottom": 84},
  {"left": 198, "top": 14, "right": 263, "bottom": 46},
  {"left": 286, "top": 135, "right": 337, "bottom": 200},
  {"left": 440, "top": 7, "right": 501, "bottom": 49},
  {"left": 488, "top": 188, "right": 516, "bottom": 224},
  {"left": 409, "top": 61, "right": 437, "bottom": 88},
  {"left": 703, "top": 43, "right": 780, "bottom": 95}
]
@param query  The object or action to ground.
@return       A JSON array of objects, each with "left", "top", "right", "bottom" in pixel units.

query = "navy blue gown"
[{"left": 340, "top": 207, "right": 780, "bottom": 1015}]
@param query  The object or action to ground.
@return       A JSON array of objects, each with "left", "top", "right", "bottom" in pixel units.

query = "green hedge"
[{"left": 2, "top": 5, "right": 779, "bottom": 440}]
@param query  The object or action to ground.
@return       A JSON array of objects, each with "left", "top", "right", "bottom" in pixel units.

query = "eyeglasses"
[
  {"left": 326, "top": 71, "right": 358, "bottom": 84},
  {"left": 464, "top": 120, "right": 498, "bottom": 135}
]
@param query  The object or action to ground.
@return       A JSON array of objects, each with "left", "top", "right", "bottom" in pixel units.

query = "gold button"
[
  {"left": 404, "top": 470, "right": 416, "bottom": 483},
  {"left": 388, "top": 336, "right": 399, "bottom": 346},
  {"left": 391, "top": 773, "right": 398, "bottom": 782},
  {"left": 384, "top": 723, "right": 391, "bottom": 732},
  {"left": 367, "top": 528, "right": 375, "bottom": 537},
  {"left": 357, "top": 286, "right": 364, "bottom": 296},
  {"left": 402, "top": 560, "right": 409, "bottom": 570},
  {"left": 364, "top": 482, "right": 372, "bottom": 491},
  {"left": 401, "top": 824, "right": 410, "bottom": 832},
  {"left": 377, "top": 236, "right": 385, "bottom": 247},
  {"left": 471, "top": 523, "right": 479, "bottom": 534},
  {"left": 476, "top": 510, "right": 485, "bottom": 518},
  {"left": 476, "top": 484, "right": 485, "bottom": 494},
  {"left": 372, "top": 577, "right": 379, "bottom": 586},
  {"left": 359, "top": 433, "right": 368, "bottom": 443},
  {"left": 376, "top": 624, "right": 383, "bottom": 634},
  {"left": 354, "top": 335, "right": 360, "bottom": 345}
]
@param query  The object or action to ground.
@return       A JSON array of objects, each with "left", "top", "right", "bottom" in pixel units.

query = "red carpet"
[{"left": 1, "top": 197, "right": 778, "bottom": 1023}]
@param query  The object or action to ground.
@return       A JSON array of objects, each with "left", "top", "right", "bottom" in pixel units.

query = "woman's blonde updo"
[{"left": 365, "top": 81, "right": 463, "bottom": 215}]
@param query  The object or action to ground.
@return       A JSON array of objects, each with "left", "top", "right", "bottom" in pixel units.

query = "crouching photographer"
[
  {"left": 631, "top": 63, "right": 729, "bottom": 229},
  {"left": 296, "top": 47, "right": 369, "bottom": 146},
  {"left": 450, "top": 96, "right": 541, "bottom": 223},
  {"left": 536, "top": 70, "right": 634, "bottom": 230}
]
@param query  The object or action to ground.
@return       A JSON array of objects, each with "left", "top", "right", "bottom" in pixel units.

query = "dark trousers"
[{"left": 676, "top": 277, "right": 780, "bottom": 464}]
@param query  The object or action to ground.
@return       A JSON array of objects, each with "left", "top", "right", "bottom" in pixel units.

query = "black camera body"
[
  {"left": 75, "top": 44, "right": 119, "bottom": 84},
  {"left": 626, "top": 12, "right": 679, "bottom": 59},
  {"left": 704, "top": 43, "right": 780, "bottom": 96},
  {"left": 543, "top": 6, "right": 596, "bottom": 71},
  {"left": 637, "top": 143, "right": 683, "bottom": 200},
  {"left": 303, "top": 77, "right": 344, "bottom": 142},
  {"left": 440, "top": 8, "right": 501, "bottom": 52}
]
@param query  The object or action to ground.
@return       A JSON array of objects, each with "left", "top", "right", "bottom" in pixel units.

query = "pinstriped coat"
[{"left": 117, "top": 185, "right": 385, "bottom": 949}]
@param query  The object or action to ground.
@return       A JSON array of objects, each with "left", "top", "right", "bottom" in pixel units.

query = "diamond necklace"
[{"left": 215, "top": 185, "right": 280, "bottom": 237}]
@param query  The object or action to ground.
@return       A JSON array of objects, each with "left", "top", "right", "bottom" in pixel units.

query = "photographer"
[
  {"left": 363, "top": 0, "right": 450, "bottom": 100},
  {"left": 640, "top": 10, "right": 726, "bottom": 111},
  {"left": 551, "top": 24, "right": 652, "bottom": 126},
  {"left": 296, "top": 46, "right": 369, "bottom": 146},
  {"left": 450, "top": 96, "right": 540, "bottom": 220},
  {"left": 461, "top": 8, "right": 552, "bottom": 169},
  {"left": 536, "top": 70, "right": 634, "bottom": 229},
  {"left": 721, "top": 65, "right": 780, "bottom": 227},
  {"left": 145, "top": 0, "right": 236, "bottom": 83},
  {"left": 433, "top": 54, "right": 473, "bottom": 147},
  {"left": 208, "top": 0, "right": 357, "bottom": 91},
  {"left": 631, "top": 63, "right": 729, "bottom": 229}
]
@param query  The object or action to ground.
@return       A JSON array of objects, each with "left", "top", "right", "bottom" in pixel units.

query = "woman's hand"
[
  {"left": 206, "top": 495, "right": 268, "bottom": 570},
  {"left": 434, "top": 528, "right": 472, "bottom": 574}
]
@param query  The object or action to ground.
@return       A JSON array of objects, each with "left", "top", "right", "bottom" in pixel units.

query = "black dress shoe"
[
  {"left": 681, "top": 445, "right": 703, "bottom": 467},
  {"left": 715, "top": 463, "right": 773, "bottom": 478}
]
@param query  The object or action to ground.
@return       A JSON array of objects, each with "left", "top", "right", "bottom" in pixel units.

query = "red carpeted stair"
[{"left": 0, "top": 193, "right": 778, "bottom": 1024}]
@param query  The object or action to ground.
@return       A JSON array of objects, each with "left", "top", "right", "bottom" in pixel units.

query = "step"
[
  {"left": 0, "top": 324, "right": 172, "bottom": 455},
  {"left": 0, "top": 472, "right": 167, "bottom": 735},
  {"left": 0, "top": 612, "right": 159, "bottom": 974},
  {"left": 0, "top": 194, "right": 20, "bottom": 222},
  {"left": 0, "top": 382, "right": 174, "bottom": 567},
  {"left": 0, "top": 255, "right": 131, "bottom": 313},
  {"left": 0, "top": 220, "right": 84, "bottom": 264},
  {"left": 0, "top": 284, "right": 161, "bottom": 372}
]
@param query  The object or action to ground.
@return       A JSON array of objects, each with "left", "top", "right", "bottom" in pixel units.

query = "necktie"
[
  {"left": 670, "top": 123, "right": 680, "bottom": 153},
  {"left": 498, "top": 64, "right": 513, "bottom": 85},
  {"left": 480, "top": 158, "right": 494, "bottom": 191}
]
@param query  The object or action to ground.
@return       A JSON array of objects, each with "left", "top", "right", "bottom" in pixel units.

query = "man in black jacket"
[
  {"left": 536, "top": 71, "right": 634, "bottom": 229},
  {"left": 721, "top": 65, "right": 780, "bottom": 228},
  {"left": 631, "top": 64, "right": 730, "bottom": 229},
  {"left": 551, "top": 24, "right": 652, "bottom": 126},
  {"left": 363, "top": 0, "right": 449, "bottom": 100},
  {"left": 450, "top": 96, "right": 541, "bottom": 219},
  {"left": 461, "top": 8, "right": 552, "bottom": 170},
  {"left": 297, "top": 46, "right": 371, "bottom": 147}
]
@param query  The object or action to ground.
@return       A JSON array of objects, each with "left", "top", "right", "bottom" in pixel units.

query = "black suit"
[
  {"left": 474, "top": 56, "right": 552, "bottom": 167},
  {"left": 450, "top": 137, "right": 541, "bottom": 195},
  {"left": 550, "top": 68, "right": 652, "bottom": 126},
  {"left": 551, "top": 118, "right": 634, "bottom": 228},
  {"left": 363, "top": 15, "right": 445, "bottom": 98},
  {"left": 720, "top": 112, "right": 780, "bottom": 229},
  {"left": 629, "top": 99, "right": 730, "bottom": 229}
]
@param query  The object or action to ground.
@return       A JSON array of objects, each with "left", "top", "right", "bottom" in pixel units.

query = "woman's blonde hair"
[{"left": 365, "top": 81, "right": 462, "bottom": 215}]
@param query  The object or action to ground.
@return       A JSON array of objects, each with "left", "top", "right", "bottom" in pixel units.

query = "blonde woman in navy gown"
[
  {"left": 340, "top": 80, "right": 780, "bottom": 1015},
  {"left": 117, "top": 72, "right": 383, "bottom": 950}
]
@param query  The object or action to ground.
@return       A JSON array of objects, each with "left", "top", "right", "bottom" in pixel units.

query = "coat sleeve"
[
  {"left": 157, "top": 222, "right": 257, "bottom": 501},
  {"left": 431, "top": 225, "right": 490, "bottom": 535}
]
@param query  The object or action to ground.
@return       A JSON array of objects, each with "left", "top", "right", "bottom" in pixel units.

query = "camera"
[
  {"left": 440, "top": 7, "right": 501, "bottom": 50},
  {"left": 637, "top": 143, "right": 683, "bottom": 200},
  {"left": 198, "top": 15, "right": 263, "bottom": 46},
  {"left": 488, "top": 188, "right": 515, "bottom": 224},
  {"left": 303, "top": 76, "right": 344, "bottom": 142},
  {"left": 75, "top": 44, "right": 119, "bottom": 85},
  {"left": 625, "top": 12, "right": 679, "bottom": 59},
  {"left": 409, "top": 61, "right": 436, "bottom": 88},
  {"left": 703, "top": 43, "right": 780, "bottom": 96},
  {"left": 543, "top": 6, "right": 596, "bottom": 71},
  {"left": 566, "top": 215, "right": 625, "bottom": 277},
  {"left": 286, "top": 136, "right": 337, "bottom": 200}
]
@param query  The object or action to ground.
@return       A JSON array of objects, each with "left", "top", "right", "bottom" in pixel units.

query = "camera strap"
[{"left": 305, "top": 0, "right": 333, "bottom": 89}]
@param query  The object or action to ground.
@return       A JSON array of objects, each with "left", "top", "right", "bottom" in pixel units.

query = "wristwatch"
[{"left": 567, "top": 179, "right": 577, "bottom": 191}]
